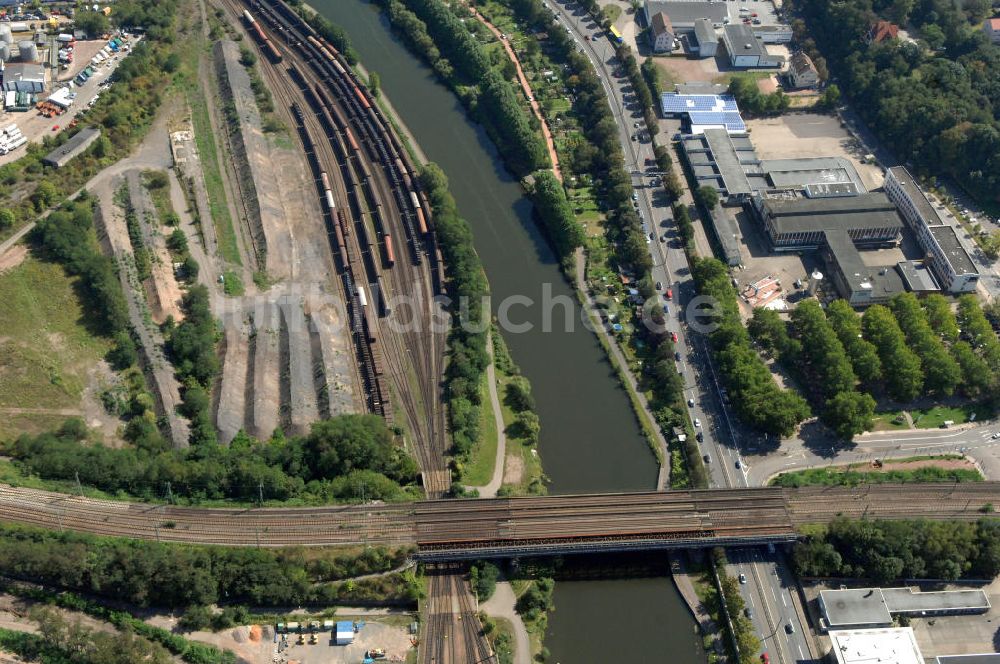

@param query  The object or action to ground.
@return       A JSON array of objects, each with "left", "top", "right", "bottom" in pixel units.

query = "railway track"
[
  {"left": 0, "top": 484, "right": 997, "bottom": 550},
  {"left": 224, "top": 0, "right": 449, "bottom": 493},
  {"left": 422, "top": 566, "right": 495, "bottom": 664}
]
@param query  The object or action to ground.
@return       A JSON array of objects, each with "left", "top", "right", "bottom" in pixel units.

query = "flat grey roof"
[
  {"left": 646, "top": 0, "right": 729, "bottom": 26},
  {"left": 896, "top": 261, "right": 940, "bottom": 292},
  {"left": 765, "top": 192, "right": 904, "bottom": 234},
  {"left": 709, "top": 203, "right": 741, "bottom": 265},
  {"left": 825, "top": 231, "right": 905, "bottom": 297},
  {"left": 704, "top": 128, "right": 753, "bottom": 195},
  {"left": 724, "top": 24, "right": 768, "bottom": 58},
  {"left": 694, "top": 17, "right": 717, "bottom": 45},
  {"left": 929, "top": 225, "right": 978, "bottom": 275},
  {"left": 762, "top": 157, "right": 867, "bottom": 192},
  {"left": 938, "top": 655, "right": 1000, "bottom": 664},
  {"left": 889, "top": 166, "right": 942, "bottom": 225},
  {"left": 805, "top": 182, "right": 861, "bottom": 198},
  {"left": 883, "top": 587, "right": 990, "bottom": 613},
  {"left": 820, "top": 588, "right": 892, "bottom": 627},
  {"left": 43, "top": 126, "right": 100, "bottom": 165}
]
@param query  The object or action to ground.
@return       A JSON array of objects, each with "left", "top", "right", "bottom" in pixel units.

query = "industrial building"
[
  {"left": 691, "top": 18, "right": 718, "bottom": 57},
  {"left": 681, "top": 128, "right": 758, "bottom": 199},
  {"left": 42, "top": 126, "right": 101, "bottom": 168},
  {"left": 643, "top": 0, "right": 729, "bottom": 31},
  {"left": 821, "top": 230, "right": 905, "bottom": 306},
  {"left": 883, "top": 166, "right": 979, "bottom": 293},
  {"left": 2, "top": 61, "right": 44, "bottom": 93},
  {"left": 939, "top": 655, "right": 1000, "bottom": 664},
  {"left": 753, "top": 193, "right": 902, "bottom": 251},
  {"left": 828, "top": 628, "right": 924, "bottom": 664},
  {"left": 661, "top": 92, "right": 746, "bottom": 134},
  {"left": 752, "top": 24, "right": 793, "bottom": 43},
  {"left": 721, "top": 24, "right": 784, "bottom": 68},
  {"left": 819, "top": 587, "right": 990, "bottom": 631}
]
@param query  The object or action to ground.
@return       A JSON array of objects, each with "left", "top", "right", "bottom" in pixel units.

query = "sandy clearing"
[{"left": 0, "top": 245, "right": 27, "bottom": 275}]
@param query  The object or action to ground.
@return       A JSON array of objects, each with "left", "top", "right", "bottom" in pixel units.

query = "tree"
[
  {"left": 694, "top": 185, "right": 719, "bottom": 211},
  {"left": 368, "top": 71, "right": 381, "bottom": 97},
  {"left": 862, "top": 305, "right": 923, "bottom": 401},
  {"left": 817, "top": 83, "right": 841, "bottom": 108},
  {"left": 0, "top": 208, "right": 14, "bottom": 229},
  {"left": 822, "top": 391, "right": 876, "bottom": 440},
  {"left": 504, "top": 376, "right": 535, "bottom": 412},
  {"left": 891, "top": 293, "right": 960, "bottom": 397},
  {"left": 826, "top": 299, "right": 882, "bottom": 386},
  {"left": 748, "top": 307, "right": 791, "bottom": 359},
  {"left": 510, "top": 410, "right": 540, "bottom": 444},
  {"left": 469, "top": 561, "right": 500, "bottom": 601},
  {"left": 74, "top": 10, "right": 110, "bottom": 37}
]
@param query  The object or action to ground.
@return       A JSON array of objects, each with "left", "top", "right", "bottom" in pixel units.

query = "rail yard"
[
  {"left": 229, "top": 0, "right": 449, "bottom": 493},
  {"left": 1, "top": 483, "right": 998, "bottom": 553}
]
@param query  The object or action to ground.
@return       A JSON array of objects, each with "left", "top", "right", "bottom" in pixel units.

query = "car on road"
[
  {"left": 670, "top": 331, "right": 678, "bottom": 343},
  {"left": 696, "top": 431, "right": 704, "bottom": 442},
  {"left": 656, "top": 281, "right": 662, "bottom": 290},
  {"left": 665, "top": 288, "right": 673, "bottom": 299},
  {"left": 694, "top": 418, "right": 701, "bottom": 427},
  {"left": 993, "top": 432, "right": 1000, "bottom": 439},
  {"left": 703, "top": 454, "right": 711, "bottom": 463},
  {"left": 663, "top": 304, "right": 669, "bottom": 313},
  {"left": 687, "top": 398, "right": 695, "bottom": 407},
  {"left": 676, "top": 351, "right": 682, "bottom": 361},
  {"left": 745, "top": 607, "right": 753, "bottom": 619},
  {"left": 735, "top": 460, "right": 742, "bottom": 469},
  {"left": 785, "top": 623, "right": 795, "bottom": 634},
  {"left": 761, "top": 654, "right": 769, "bottom": 664},
  {"left": 738, "top": 573, "right": 746, "bottom": 584},
  {"left": 631, "top": 192, "right": 638, "bottom": 200}
]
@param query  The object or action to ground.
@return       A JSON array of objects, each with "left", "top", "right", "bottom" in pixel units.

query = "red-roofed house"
[
  {"left": 985, "top": 18, "right": 1000, "bottom": 44},
  {"left": 868, "top": 20, "right": 899, "bottom": 43}
]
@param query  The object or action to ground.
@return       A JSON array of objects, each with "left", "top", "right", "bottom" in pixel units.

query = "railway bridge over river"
[{"left": 0, "top": 483, "right": 995, "bottom": 558}]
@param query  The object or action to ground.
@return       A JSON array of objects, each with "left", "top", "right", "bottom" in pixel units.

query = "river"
[{"left": 308, "top": 1, "right": 703, "bottom": 661}]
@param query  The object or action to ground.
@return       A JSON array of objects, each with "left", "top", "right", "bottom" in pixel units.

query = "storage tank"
[
  {"left": 0, "top": 24, "right": 12, "bottom": 44},
  {"left": 0, "top": 43, "right": 10, "bottom": 62},
  {"left": 18, "top": 40, "right": 37, "bottom": 62}
]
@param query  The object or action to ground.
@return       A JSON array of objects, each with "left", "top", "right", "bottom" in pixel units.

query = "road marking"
[{"left": 781, "top": 593, "right": 787, "bottom": 607}]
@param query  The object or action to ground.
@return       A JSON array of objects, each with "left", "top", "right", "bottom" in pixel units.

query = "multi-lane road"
[{"left": 534, "top": 3, "right": 1000, "bottom": 662}]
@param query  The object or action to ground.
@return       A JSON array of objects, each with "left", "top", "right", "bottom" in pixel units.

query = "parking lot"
[{"left": 746, "top": 113, "right": 885, "bottom": 191}]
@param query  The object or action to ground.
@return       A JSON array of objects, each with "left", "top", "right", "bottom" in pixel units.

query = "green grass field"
[
  {"left": 0, "top": 254, "right": 111, "bottom": 440},
  {"left": 770, "top": 459, "right": 983, "bottom": 487},
  {"left": 911, "top": 404, "right": 992, "bottom": 429},
  {"left": 463, "top": 370, "right": 500, "bottom": 487}
]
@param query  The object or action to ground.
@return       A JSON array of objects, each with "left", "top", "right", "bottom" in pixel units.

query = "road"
[{"left": 540, "top": 2, "right": 811, "bottom": 659}]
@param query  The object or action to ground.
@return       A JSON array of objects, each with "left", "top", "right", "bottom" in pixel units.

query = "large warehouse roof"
[
  {"left": 829, "top": 628, "right": 924, "bottom": 664},
  {"left": 645, "top": 0, "right": 729, "bottom": 26},
  {"left": 763, "top": 193, "right": 903, "bottom": 235},
  {"left": 929, "top": 225, "right": 978, "bottom": 276}
]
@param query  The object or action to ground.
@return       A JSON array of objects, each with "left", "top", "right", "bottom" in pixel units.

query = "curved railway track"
[{"left": 226, "top": 0, "right": 449, "bottom": 493}]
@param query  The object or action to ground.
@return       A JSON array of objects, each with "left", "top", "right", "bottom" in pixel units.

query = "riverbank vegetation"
[
  {"left": 793, "top": 518, "right": 1000, "bottom": 581},
  {"left": 418, "top": 164, "right": 492, "bottom": 489},
  {"left": 788, "top": 0, "right": 1000, "bottom": 209},
  {"left": 0, "top": 522, "right": 419, "bottom": 608},
  {"left": 378, "top": 0, "right": 547, "bottom": 177},
  {"left": 771, "top": 457, "right": 982, "bottom": 487},
  {"left": 3, "top": 415, "right": 420, "bottom": 504}
]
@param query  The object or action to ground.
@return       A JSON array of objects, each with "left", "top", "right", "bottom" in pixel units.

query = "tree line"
[
  {"left": 793, "top": 517, "right": 1000, "bottom": 582},
  {"left": 419, "top": 164, "right": 492, "bottom": 478},
  {"left": 378, "top": 0, "right": 548, "bottom": 176},
  {"left": 0, "top": 522, "right": 418, "bottom": 609},
  {"left": 4, "top": 415, "right": 419, "bottom": 503},
  {"left": 750, "top": 293, "right": 999, "bottom": 440},
  {"left": 693, "top": 257, "right": 811, "bottom": 437},
  {"left": 788, "top": 0, "right": 1000, "bottom": 204},
  {"left": 530, "top": 170, "right": 586, "bottom": 260}
]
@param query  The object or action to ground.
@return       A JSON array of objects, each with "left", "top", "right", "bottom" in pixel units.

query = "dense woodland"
[
  {"left": 794, "top": 518, "right": 1000, "bottom": 581},
  {"left": 0, "top": 522, "right": 417, "bottom": 608},
  {"left": 4, "top": 415, "right": 419, "bottom": 503},
  {"left": 790, "top": 0, "right": 1000, "bottom": 204},
  {"left": 750, "top": 293, "right": 1000, "bottom": 440}
]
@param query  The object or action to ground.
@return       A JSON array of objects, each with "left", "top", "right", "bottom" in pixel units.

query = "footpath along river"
[{"left": 310, "top": 2, "right": 704, "bottom": 661}]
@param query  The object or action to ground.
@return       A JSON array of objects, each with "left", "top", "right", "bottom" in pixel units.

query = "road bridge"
[{"left": 0, "top": 483, "right": 995, "bottom": 557}]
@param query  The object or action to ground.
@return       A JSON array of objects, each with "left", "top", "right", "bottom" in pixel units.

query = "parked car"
[{"left": 738, "top": 573, "right": 747, "bottom": 584}]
